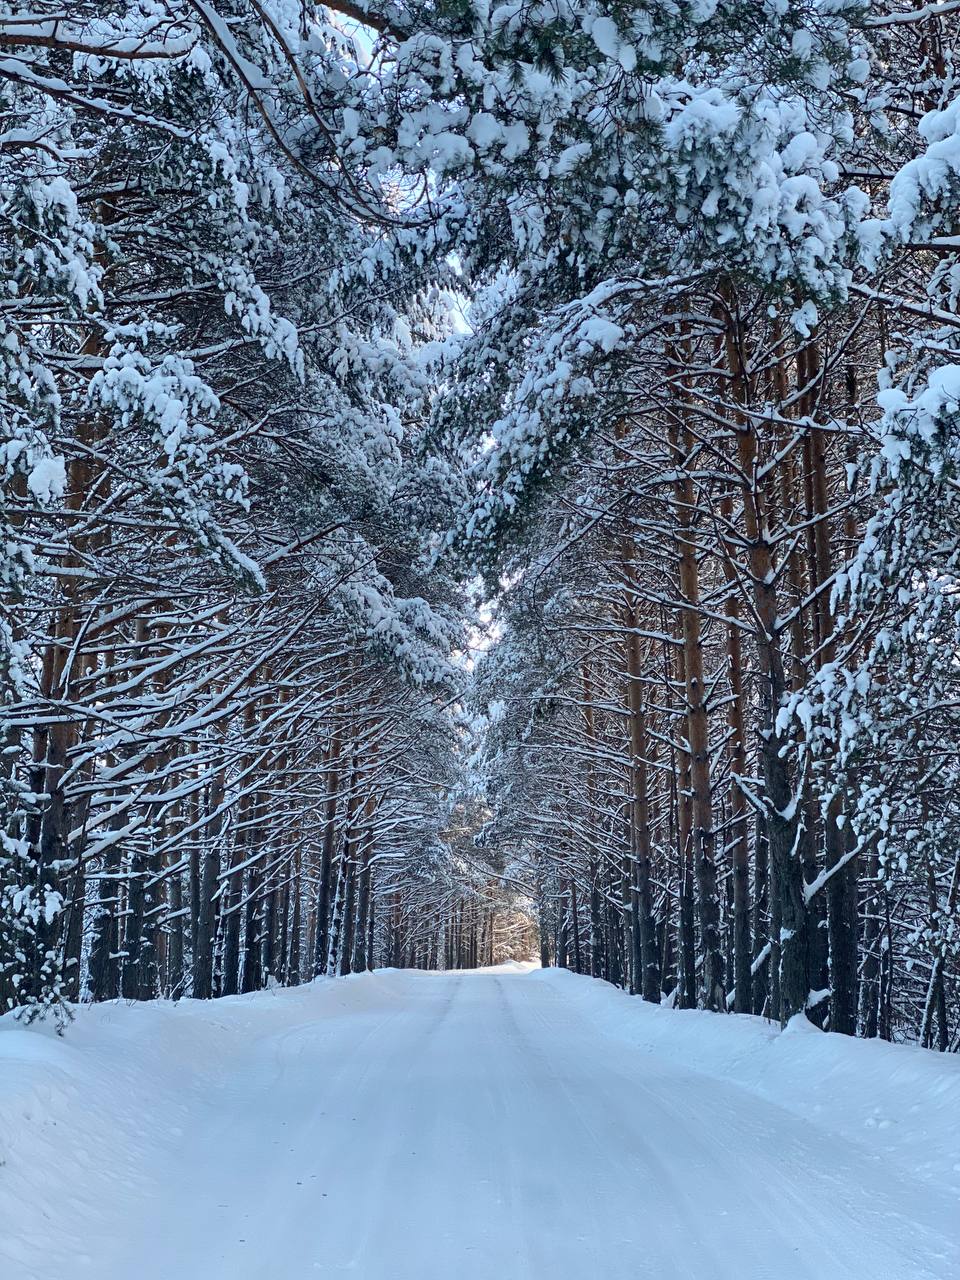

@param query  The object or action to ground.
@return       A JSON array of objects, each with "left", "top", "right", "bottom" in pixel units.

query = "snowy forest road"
[{"left": 82, "top": 966, "right": 958, "bottom": 1280}]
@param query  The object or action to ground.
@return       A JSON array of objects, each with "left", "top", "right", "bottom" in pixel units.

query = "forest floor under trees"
[{"left": 2, "top": 965, "right": 959, "bottom": 1280}]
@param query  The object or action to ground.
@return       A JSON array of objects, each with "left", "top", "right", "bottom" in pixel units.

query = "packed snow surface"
[{"left": 2, "top": 965, "right": 959, "bottom": 1279}]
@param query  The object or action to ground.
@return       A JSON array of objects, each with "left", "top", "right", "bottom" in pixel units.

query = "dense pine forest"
[{"left": 2, "top": 0, "right": 960, "bottom": 1057}]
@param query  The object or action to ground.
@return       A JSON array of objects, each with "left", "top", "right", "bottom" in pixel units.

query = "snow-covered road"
[{"left": 4, "top": 966, "right": 959, "bottom": 1279}]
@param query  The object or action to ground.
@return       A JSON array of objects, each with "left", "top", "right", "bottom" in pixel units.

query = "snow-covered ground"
[{"left": 2, "top": 965, "right": 958, "bottom": 1279}]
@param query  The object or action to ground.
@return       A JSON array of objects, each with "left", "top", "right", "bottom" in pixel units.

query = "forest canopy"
[{"left": 2, "top": 0, "right": 960, "bottom": 1051}]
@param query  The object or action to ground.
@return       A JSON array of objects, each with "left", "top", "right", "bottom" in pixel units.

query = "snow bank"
[
  {"left": 530, "top": 966, "right": 960, "bottom": 1196},
  {"left": 0, "top": 981, "right": 346, "bottom": 1278}
]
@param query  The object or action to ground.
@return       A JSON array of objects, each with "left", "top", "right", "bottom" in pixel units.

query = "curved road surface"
[{"left": 102, "top": 968, "right": 957, "bottom": 1280}]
